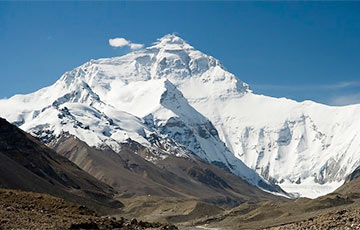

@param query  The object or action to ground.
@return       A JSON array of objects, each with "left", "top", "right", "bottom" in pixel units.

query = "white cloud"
[
  {"left": 109, "top": 37, "right": 143, "bottom": 50},
  {"left": 109, "top": 38, "right": 129, "bottom": 47}
]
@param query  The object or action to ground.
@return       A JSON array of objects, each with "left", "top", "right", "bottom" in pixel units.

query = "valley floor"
[
  {"left": 116, "top": 193, "right": 360, "bottom": 230},
  {"left": 2, "top": 188, "right": 360, "bottom": 230}
]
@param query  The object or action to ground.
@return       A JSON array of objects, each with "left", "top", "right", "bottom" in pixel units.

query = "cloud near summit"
[{"left": 109, "top": 37, "right": 144, "bottom": 50}]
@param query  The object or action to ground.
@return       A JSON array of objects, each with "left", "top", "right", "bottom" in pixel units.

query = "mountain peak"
[
  {"left": 150, "top": 34, "right": 193, "bottom": 50},
  {"left": 159, "top": 34, "right": 184, "bottom": 42}
]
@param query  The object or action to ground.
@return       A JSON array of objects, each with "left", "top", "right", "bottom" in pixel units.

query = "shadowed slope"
[
  {"left": 52, "top": 134, "right": 286, "bottom": 208},
  {"left": 0, "top": 118, "right": 123, "bottom": 214}
]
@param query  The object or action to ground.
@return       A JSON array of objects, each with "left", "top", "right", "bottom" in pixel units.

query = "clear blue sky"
[{"left": 1, "top": 2, "right": 360, "bottom": 105}]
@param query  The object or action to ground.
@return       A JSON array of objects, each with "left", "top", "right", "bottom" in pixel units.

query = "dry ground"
[{"left": 0, "top": 189, "right": 177, "bottom": 230}]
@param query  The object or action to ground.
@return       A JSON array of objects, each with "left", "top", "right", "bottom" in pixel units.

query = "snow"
[
  {"left": 190, "top": 93, "right": 360, "bottom": 198},
  {"left": 104, "top": 79, "right": 166, "bottom": 117},
  {"left": 280, "top": 178, "right": 344, "bottom": 199},
  {"left": 189, "top": 92, "right": 360, "bottom": 198},
  {"left": 1, "top": 34, "right": 359, "bottom": 198}
]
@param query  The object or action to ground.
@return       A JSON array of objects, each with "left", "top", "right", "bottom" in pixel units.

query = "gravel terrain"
[
  {"left": 0, "top": 189, "right": 177, "bottom": 230},
  {"left": 267, "top": 208, "right": 360, "bottom": 230}
]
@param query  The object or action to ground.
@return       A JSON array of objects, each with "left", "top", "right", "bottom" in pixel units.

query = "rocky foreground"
[
  {"left": 267, "top": 208, "right": 360, "bottom": 230},
  {"left": 0, "top": 189, "right": 178, "bottom": 230}
]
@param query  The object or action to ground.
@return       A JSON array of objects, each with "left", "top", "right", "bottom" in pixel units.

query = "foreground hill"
[{"left": 0, "top": 118, "right": 122, "bottom": 214}]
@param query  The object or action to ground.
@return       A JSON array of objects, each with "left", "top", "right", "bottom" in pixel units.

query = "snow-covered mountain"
[{"left": 1, "top": 34, "right": 359, "bottom": 198}]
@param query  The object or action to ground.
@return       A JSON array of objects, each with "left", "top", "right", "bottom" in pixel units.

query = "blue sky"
[{"left": 1, "top": 2, "right": 360, "bottom": 105}]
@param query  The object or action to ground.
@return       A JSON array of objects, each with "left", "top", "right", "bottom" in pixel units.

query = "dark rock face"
[
  {"left": 187, "top": 167, "right": 231, "bottom": 189},
  {"left": 347, "top": 165, "right": 360, "bottom": 182},
  {"left": 211, "top": 161, "right": 232, "bottom": 173}
]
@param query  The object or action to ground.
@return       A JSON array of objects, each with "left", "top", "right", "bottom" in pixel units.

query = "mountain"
[
  {"left": 0, "top": 37, "right": 277, "bottom": 194},
  {"left": 192, "top": 92, "right": 360, "bottom": 199},
  {"left": 0, "top": 118, "right": 123, "bottom": 214},
  {"left": 1, "top": 34, "right": 359, "bottom": 198}
]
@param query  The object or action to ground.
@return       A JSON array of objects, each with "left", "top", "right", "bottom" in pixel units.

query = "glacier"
[{"left": 1, "top": 34, "right": 360, "bottom": 198}]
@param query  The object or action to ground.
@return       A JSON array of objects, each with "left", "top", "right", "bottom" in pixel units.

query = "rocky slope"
[
  {"left": 267, "top": 208, "right": 360, "bottom": 230},
  {"left": 0, "top": 118, "right": 122, "bottom": 214},
  {"left": 52, "top": 134, "right": 285, "bottom": 207},
  {"left": 0, "top": 189, "right": 177, "bottom": 230}
]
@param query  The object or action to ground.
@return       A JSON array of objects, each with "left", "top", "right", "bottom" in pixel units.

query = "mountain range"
[{"left": 1, "top": 34, "right": 360, "bottom": 199}]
